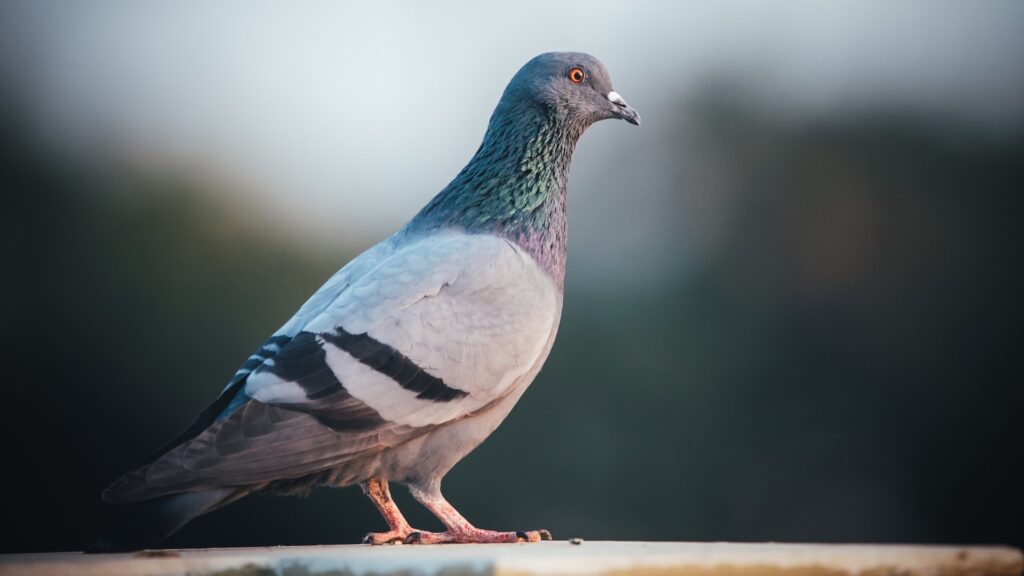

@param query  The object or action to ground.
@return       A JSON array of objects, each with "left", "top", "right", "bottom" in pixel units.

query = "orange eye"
[{"left": 568, "top": 66, "right": 585, "bottom": 84}]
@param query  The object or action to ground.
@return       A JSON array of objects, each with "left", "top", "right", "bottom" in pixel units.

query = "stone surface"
[{"left": 1, "top": 542, "right": 1021, "bottom": 576}]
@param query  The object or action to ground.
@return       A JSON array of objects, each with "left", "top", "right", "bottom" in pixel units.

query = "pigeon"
[{"left": 89, "top": 51, "right": 639, "bottom": 552}]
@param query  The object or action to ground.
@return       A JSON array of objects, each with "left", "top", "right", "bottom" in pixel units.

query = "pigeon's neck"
[{"left": 411, "top": 103, "right": 585, "bottom": 288}]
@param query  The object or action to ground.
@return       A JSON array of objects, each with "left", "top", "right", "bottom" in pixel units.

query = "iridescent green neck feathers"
[{"left": 409, "top": 100, "right": 586, "bottom": 287}]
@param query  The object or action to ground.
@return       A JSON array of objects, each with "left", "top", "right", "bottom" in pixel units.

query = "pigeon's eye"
[{"left": 568, "top": 67, "right": 585, "bottom": 84}]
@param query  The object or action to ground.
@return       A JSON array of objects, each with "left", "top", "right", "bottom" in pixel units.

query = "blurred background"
[{"left": 2, "top": 0, "right": 1022, "bottom": 553}]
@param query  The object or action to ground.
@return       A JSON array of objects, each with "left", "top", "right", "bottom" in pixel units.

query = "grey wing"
[{"left": 103, "top": 232, "right": 560, "bottom": 504}]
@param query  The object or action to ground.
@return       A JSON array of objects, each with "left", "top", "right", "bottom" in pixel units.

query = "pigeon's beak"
[{"left": 607, "top": 91, "right": 641, "bottom": 126}]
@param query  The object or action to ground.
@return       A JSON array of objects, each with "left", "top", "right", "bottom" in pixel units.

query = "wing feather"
[{"left": 103, "top": 231, "right": 559, "bottom": 503}]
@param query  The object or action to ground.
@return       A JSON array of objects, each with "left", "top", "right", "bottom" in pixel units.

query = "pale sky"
[{"left": 4, "top": 0, "right": 1023, "bottom": 285}]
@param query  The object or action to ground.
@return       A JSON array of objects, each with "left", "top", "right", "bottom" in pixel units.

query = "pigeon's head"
[{"left": 502, "top": 52, "right": 640, "bottom": 128}]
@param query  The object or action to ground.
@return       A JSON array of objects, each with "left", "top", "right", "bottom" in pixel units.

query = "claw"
[
  {"left": 538, "top": 529, "right": 553, "bottom": 541},
  {"left": 404, "top": 531, "right": 424, "bottom": 544}
]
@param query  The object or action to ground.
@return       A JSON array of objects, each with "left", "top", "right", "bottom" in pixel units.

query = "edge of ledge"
[{"left": 1, "top": 541, "right": 1021, "bottom": 576}]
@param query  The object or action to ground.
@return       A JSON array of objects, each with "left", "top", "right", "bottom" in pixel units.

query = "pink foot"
[{"left": 405, "top": 528, "right": 552, "bottom": 544}]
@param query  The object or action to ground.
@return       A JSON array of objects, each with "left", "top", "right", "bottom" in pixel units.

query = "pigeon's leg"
[
  {"left": 405, "top": 484, "right": 552, "bottom": 544},
  {"left": 360, "top": 478, "right": 419, "bottom": 545}
]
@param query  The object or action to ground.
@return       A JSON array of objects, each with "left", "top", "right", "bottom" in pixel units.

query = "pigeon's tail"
[{"left": 86, "top": 488, "right": 238, "bottom": 553}]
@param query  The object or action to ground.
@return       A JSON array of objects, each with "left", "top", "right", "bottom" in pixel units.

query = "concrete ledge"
[{"left": 1, "top": 542, "right": 1021, "bottom": 576}]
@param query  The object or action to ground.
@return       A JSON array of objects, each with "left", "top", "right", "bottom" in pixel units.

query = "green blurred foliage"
[{"left": 1, "top": 88, "right": 1021, "bottom": 552}]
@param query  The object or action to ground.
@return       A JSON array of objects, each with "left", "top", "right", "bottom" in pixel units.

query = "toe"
[
  {"left": 515, "top": 530, "right": 551, "bottom": 543},
  {"left": 404, "top": 531, "right": 455, "bottom": 544},
  {"left": 363, "top": 531, "right": 408, "bottom": 545}
]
